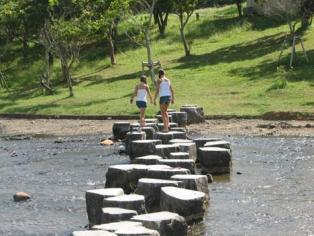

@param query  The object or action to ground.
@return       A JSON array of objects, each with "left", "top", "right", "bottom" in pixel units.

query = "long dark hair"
[
  {"left": 158, "top": 69, "right": 165, "bottom": 79},
  {"left": 140, "top": 75, "right": 147, "bottom": 84}
]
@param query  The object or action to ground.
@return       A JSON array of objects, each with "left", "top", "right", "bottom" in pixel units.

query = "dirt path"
[{"left": 1, "top": 118, "right": 313, "bottom": 137}]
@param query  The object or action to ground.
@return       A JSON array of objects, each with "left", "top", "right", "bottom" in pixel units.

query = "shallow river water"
[{"left": 0, "top": 134, "right": 313, "bottom": 236}]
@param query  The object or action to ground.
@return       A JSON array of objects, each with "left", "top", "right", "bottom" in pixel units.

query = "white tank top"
[
  {"left": 136, "top": 88, "right": 147, "bottom": 102},
  {"left": 159, "top": 79, "right": 171, "bottom": 97}
]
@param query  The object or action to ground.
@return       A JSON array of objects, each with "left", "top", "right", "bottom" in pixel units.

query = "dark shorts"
[
  {"left": 160, "top": 96, "right": 171, "bottom": 105},
  {"left": 136, "top": 101, "right": 147, "bottom": 108}
]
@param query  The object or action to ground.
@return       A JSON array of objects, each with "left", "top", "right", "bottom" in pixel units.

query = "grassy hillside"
[{"left": 0, "top": 5, "right": 313, "bottom": 117}]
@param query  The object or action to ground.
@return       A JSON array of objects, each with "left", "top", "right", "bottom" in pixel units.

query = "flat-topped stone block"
[
  {"left": 199, "top": 147, "right": 232, "bottom": 175},
  {"left": 193, "top": 137, "right": 223, "bottom": 162},
  {"left": 171, "top": 175, "right": 209, "bottom": 201},
  {"left": 125, "top": 132, "right": 146, "bottom": 154},
  {"left": 146, "top": 167, "right": 190, "bottom": 180},
  {"left": 92, "top": 221, "right": 143, "bottom": 232},
  {"left": 131, "top": 211, "right": 187, "bottom": 236},
  {"left": 130, "top": 140, "right": 162, "bottom": 160},
  {"left": 103, "top": 194, "right": 146, "bottom": 214},
  {"left": 141, "top": 127, "right": 156, "bottom": 140},
  {"left": 72, "top": 231, "right": 117, "bottom": 236},
  {"left": 105, "top": 164, "right": 148, "bottom": 193},
  {"left": 144, "top": 118, "right": 158, "bottom": 124},
  {"left": 157, "top": 123, "right": 178, "bottom": 131},
  {"left": 204, "top": 140, "right": 231, "bottom": 150},
  {"left": 144, "top": 123, "right": 159, "bottom": 132},
  {"left": 101, "top": 207, "right": 138, "bottom": 224},
  {"left": 169, "top": 139, "right": 193, "bottom": 144},
  {"left": 169, "top": 152, "right": 190, "bottom": 160},
  {"left": 156, "top": 115, "right": 172, "bottom": 123},
  {"left": 170, "top": 131, "right": 187, "bottom": 140},
  {"left": 155, "top": 132, "right": 174, "bottom": 144},
  {"left": 113, "top": 122, "right": 130, "bottom": 140},
  {"left": 86, "top": 188, "right": 124, "bottom": 226},
  {"left": 170, "top": 127, "right": 186, "bottom": 133},
  {"left": 134, "top": 155, "right": 163, "bottom": 165},
  {"left": 158, "top": 159, "right": 195, "bottom": 174},
  {"left": 180, "top": 106, "right": 204, "bottom": 124},
  {"left": 176, "top": 143, "right": 197, "bottom": 161},
  {"left": 160, "top": 187, "right": 206, "bottom": 223},
  {"left": 156, "top": 144, "right": 180, "bottom": 158},
  {"left": 168, "top": 112, "right": 188, "bottom": 127},
  {"left": 114, "top": 226, "right": 160, "bottom": 235},
  {"left": 130, "top": 123, "right": 141, "bottom": 132},
  {"left": 135, "top": 178, "right": 183, "bottom": 212}
]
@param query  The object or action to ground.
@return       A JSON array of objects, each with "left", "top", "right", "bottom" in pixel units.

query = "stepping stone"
[
  {"left": 158, "top": 159, "right": 195, "bottom": 174},
  {"left": 171, "top": 175, "right": 209, "bottom": 201},
  {"left": 135, "top": 178, "right": 183, "bottom": 212},
  {"left": 145, "top": 119, "right": 158, "bottom": 124},
  {"left": 146, "top": 167, "right": 190, "bottom": 180},
  {"left": 155, "top": 132, "right": 174, "bottom": 144},
  {"left": 156, "top": 115, "right": 172, "bottom": 123},
  {"left": 131, "top": 211, "right": 187, "bottom": 236},
  {"left": 145, "top": 123, "right": 159, "bottom": 132},
  {"left": 168, "top": 112, "right": 188, "bottom": 127},
  {"left": 130, "top": 123, "right": 141, "bottom": 132},
  {"left": 160, "top": 187, "right": 206, "bottom": 223},
  {"left": 92, "top": 221, "right": 143, "bottom": 232},
  {"left": 169, "top": 139, "right": 193, "bottom": 144},
  {"left": 156, "top": 109, "right": 176, "bottom": 115},
  {"left": 180, "top": 106, "right": 204, "bottom": 124},
  {"left": 101, "top": 207, "right": 138, "bottom": 224},
  {"left": 198, "top": 147, "right": 232, "bottom": 175},
  {"left": 72, "top": 231, "right": 117, "bottom": 236},
  {"left": 103, "top": 194, "right": 146, "bottom": 214},
  {"left": 170, "top": 131, "right": 187, "bottom": 139},
  {"left": 113, "top": 122, "right": 130, "bottom": 140},
  {"left": 204, "top": 140, "right": 231, "bottom": 150},
  {"left": 169, "top": 152, "right": 190, "bottom": 160},
  {"left": 114, "top": 226, "right": 160, "bottom": 235},
  {"left": 157, "top": 123, "right": 178, "bottom": 131},
  {"left": 155, "top": 144, "right": 180, "bottom": 158},
  {"left": 170, "top": 127, "right": 186, "bottom": 133},
  {"left": 105, "top": 165, "right": 148, "bottom": 194},
  {"left": 125, "top": 132, "right": 146, "bottom": 154},
  {"left": 134, "top": 155, "right": 163, "bottom": 165},
  {"left": 141, "top": 127, "right": 156, "bottom": 140},
  {"left": 176, "top": 143, "right": 197, "bottom": 161},
  {"left": 86, "top": 188, "right": 124, "bottom": 226},
  {"left": 130, "top": 140, "right": 162, "bottom": 160},
  {"left": 193, "top": 137, "right": 223, "bottom": 162}
]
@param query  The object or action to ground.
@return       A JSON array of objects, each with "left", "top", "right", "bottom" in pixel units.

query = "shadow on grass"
[{"left": 247, "top": 15, "right": 286, "bottom": 31}]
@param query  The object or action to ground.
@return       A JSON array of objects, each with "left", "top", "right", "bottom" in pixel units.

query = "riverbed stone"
[
  {"left": 171, "top": 175, "right": 209, "bottom": 201},
  {"left": 131, "top": 211, "right": 188, "bottom": 236},
  {"left": 193, "top": 137, "right": 223, "bottom": 162},
  {"left": 134, "top": 155, "right": 163, "bottom": 165},
  {"left": 141, "top": 127, "right": 156, "bottom": 140},
  {"left": 86, "top": 188, "right": 124, "bottom": 226},
  {"left": 92, "top": 221, "right": 143, "bottom": 232},
  {"left": 155, "top": 144, "right": 180, "bottom": 158},
  {"left": 204, "top": 140, "right": 231, "bottom": 150},
  {"left": 135, "top": 178, "right": 183, "bottom": 212},
  {"left": 198, "top": 147, "right": 232, "bottom": 175},
  {"left": 176, "top": 143, "right": 197, "bottom": 161},
  {"left": 168, "top": 112, "right": 188, "bottom": 127},
  {"left": 160, "top": 187, "right": 206, "bottom": 223},
  {"left": 101, "top": 207, "right": 138, "bottom": 224},
  {"left": 169, "top": 152, "right": 190, "bottom": 160},
  {"left": 125, "top": 132, "right": 146, "bottom": 154},
  {"left": 113, "top": 122, "right": 130, "bottom": 140},
  {"left": 130, "top": 140, "right": 162, "bottom": 160},
  {"left": 180, "top": 106, "right": 204, "bottom": 124},
  {"left": 13, "top": 192, "right": 30, "bottom": 202},
  {"left": 103, "top": 194, "right": 146, "bottom": 214},
  {"left": 158, "top": 159, "right": 195, "bottom": 174},
  {"left": 72, "top": 231, "right": 117, "bottom": 236},
  {"left": 105, "top": 165, "right": 148, "bottom": 193},
  {"left": 146, "top": 167, "right": 190, "bottom": 180}
]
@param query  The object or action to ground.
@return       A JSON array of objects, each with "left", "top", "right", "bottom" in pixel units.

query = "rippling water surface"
[{"left": 0, "top": 134, "right": 313, "bottom": 236}]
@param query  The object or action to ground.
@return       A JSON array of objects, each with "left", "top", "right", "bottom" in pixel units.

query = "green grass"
[{"left": 0, "top": 5, "right": 314, "bottom": 117}]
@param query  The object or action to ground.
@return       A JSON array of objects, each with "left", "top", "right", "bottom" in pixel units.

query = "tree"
[
  {"left": 153, "top": 0, "right": 173, "bottom": 35},
  {"left": 173, "top": 0, "right": 198, "bottom": 56},
  {"left": 234, "top": 0, "right": 245, "bottom": 18}
]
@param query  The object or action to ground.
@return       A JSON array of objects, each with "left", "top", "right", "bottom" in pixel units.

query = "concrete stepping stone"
[
  {"left": 103, "top": 194, "right": 146, "bottom": 214},
  {"left": 155, "top": 132, "right": 174, "bottom": 144},
  {"left": 157, "top": 122, "right": 178, "bottom": 131},
  {"left": 170, "top": 131, "right": 187, "bottom": 139},
  {"left": 114, "top": 226, "right": 160, "bottom": 235},
  {"left": 193, "top": 137, "right": 223, "bottom": 161},
  {"left": 198, "top": 147, "right": 232, "bottom": 175},
  {"left": 130, "top": 140, "right": 162, "bottom": 160},
  {"left": 171, "top": 175, "right": 209, "bottom": 201},
  {"left": 131, "top": 211, "right": 187, "bottom": 236},
  {"left": 92, "top": 221, "right": 143, "bottom": 232},
  {"left": 156, "top": 115, "right": 172, "bottom": 123},
  {"left": 135, "top": 178, "right": 183, "bottom": 212},
  {"left": 170, "top": 127, "right": 186, "bottom": 133},
  {"left": 113, "top": 122, "right": 130, "bottom": 140},
  {"left": 125, "top": 132, "right": 146, "bottom": 154},
  {"left": 204, "top": 140, "right": 231, "bottom": 150},
  {"left": 134, "top": 155, "right": 163, "bottom": 165},
  {"left": 160, "top": 187, "right": 206, "bottom": 223},
  {"left": 146, "top": 167, "right": 190, "bottom": 180},
  {"left": 180, "top": 106, "right": 204, "bottom": 124},
  {"left": 86, "top": 188, "right": 124, "bottom": 226},
  {"left": 158, "top": 159, "right": 195, "bottom": 174},
  {"left": 101, "top": 207, "right": 138, "bottom": 224},
  {"left": 141, "top": 127, "right": 156, "bottom": 140},
  {"left": 169, "top": 152, "right": 190, "bottom": 160},
  {"left": 169, "top": 139, "right": 193, "bottom": 144},
  {"left": 105, "top": 165, "right": 148, "bottom": 193},
  {"left": 168, "top": 112, "right": 188, "bottom": 127},
  {"left": 145, "top": 119, "right": 158, "bottom": 124},
  {"left": 176, "top": 143, "right": 197, "bottom": 161},
  {"left": 130, "top": 123, "right": 141, "bottom": 132},
  {"left": 144, "top": 123, "right": 159, "bottom": 132},
  {"left": 72, "top": 231, "right": 117, "bottom": 236},
  {"left": 155, "top": 144, "right": 180, "bottom": 158}
]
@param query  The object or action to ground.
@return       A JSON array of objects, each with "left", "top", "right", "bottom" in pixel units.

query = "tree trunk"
[
  {"left": 155, "top": 10, "right": 169, "bottom": 35},
  {"left": 179, "top": 22, "right": 190, "bottom": 57},
  {"left": 108, "top": 24, "right": 116, "bottom": 65},
  {"left": 22, "top": 33, "right": 28, "bottom": 60},
  {"left": 144, "top": 28, "right": 156, "bottom": 86},
  {"left": 60, "top": 58, "right": 74, "bottom": 97},
  {"left": 236, "top": 1, "right": 242, "bottom": 18}
]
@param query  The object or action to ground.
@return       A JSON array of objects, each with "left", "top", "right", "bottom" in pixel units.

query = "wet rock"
[
  {"left": 130, "top": 140, "right": 162, "bottom": 160},
  {"left": 141, "top": 127, "right": 156, "bottom": 140},
  {"left": 169, "top": 152, "right": 190, "bottom": 160},
  {"left": 125, "top": 132, "right": 146, "bottom": 154},
  {"left": 155, "top": 144, "right": 180, "bottom": 158},
  {"left": 103, "top": 194, "right": 146, "bottom": 214},
  {"left": 155, "top": 132, "right": 174, "bottom": 144},
  {"left": 176, "top": 143, "right": 197, "bottom": 161},
  {"left": 204, "top": 141, "right": 231, "bottom": 150},
  {"left": 160, "top": 187, "right": 206, "bottom": 223},
  {"left": 171, "top": 175, "right": 209, "bottom": 201},
  {"left": 86, "top": 188, "right": 124, "bottom": 226},
  {"left": 101, "top": 207, "right": 138, "bottom": 224},
  {"left": 131, "top": 211, "right": 188, "bottom": 236},
  {"left": 134, "top": 155, "right": 163, "bottom": 165},
  {"left": 135, "top": 178, "right": 183, "bottom": 212},
  {"left": 158, "top": 159, "right": 195, "bottom": 174},
  {"left": 10, "top": 151, "right": 18, "bottom": 157},
  {"left": 92, "top": 221, "right": 143, "bottom": 232},
  {"left": 168, "top": 112, "right": 188, "bottom": 127},
  {"left": 113, "top": 122, "right": 130, "bottom": 140},
  {"left": 72, "top": 231, "right": 117, "bottom": 236},
  {"left": 13, "top": 192, "right": 30, "bottom": 202},
  {"left": 101, "top": 139, "right": 114, "bottom": 146},
  {"left": 5, "top": 135, "right": 32, "bottom": 141},
  {"left": 193, "top": 137, "right": 223, "bottom": 161},
  {"left": 146, "top": 167, "right": 190, "bottom": 180},
  {"left": 105, "top": 165, "right": 148, "bottom": 194},
  {"left": 305, "top": 123, "right": 312, "bottom": 128},
  {"left": 198, "top": 147, "right": 232, "bottom": 175},
  {"left": 114, "top": 225, "right": 160, "bottom": 236},
  {"left": 180, "top": 106, "right": 204, "bottom": 124}
]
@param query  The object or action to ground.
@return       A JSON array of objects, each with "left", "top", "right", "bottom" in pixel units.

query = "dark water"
[{"left": 0, "top": 134, "right": 313, "bottom": 236}]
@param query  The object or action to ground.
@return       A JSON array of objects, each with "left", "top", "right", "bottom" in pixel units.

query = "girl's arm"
[
  {"left": 130, "top": 85, "right": 138, "bottom": 104},
  {"left": 146, "top": 85, "right": 153, "bottom": 104},
  {"left": 153, "top": 80, "right": 161, "bottom": 105}
]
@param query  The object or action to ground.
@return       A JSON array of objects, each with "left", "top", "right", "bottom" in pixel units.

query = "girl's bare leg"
[
  {"left": 140, "top": 108, "right": 146, "bottom": 127},
  {"left": 160, "top": 104, "right": 169, "bottom": 132}
]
